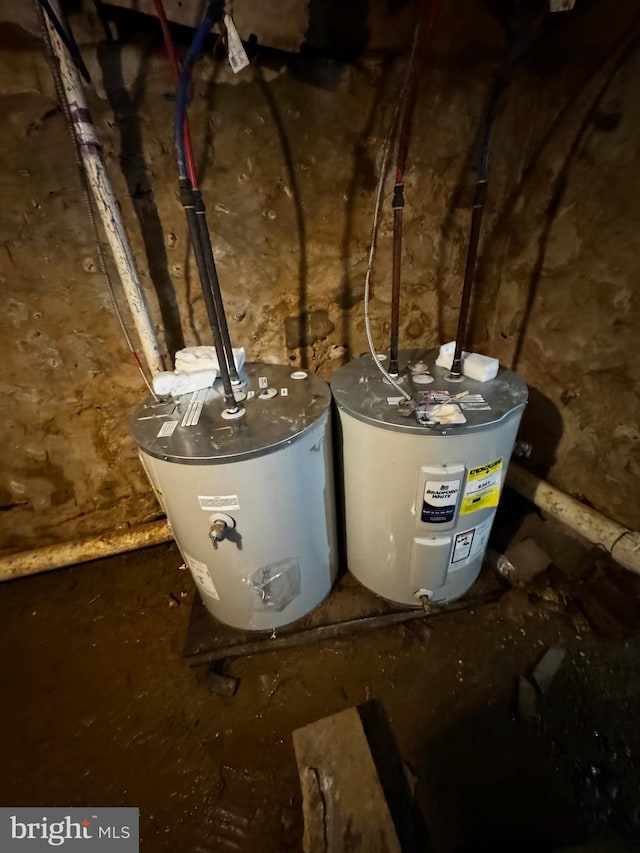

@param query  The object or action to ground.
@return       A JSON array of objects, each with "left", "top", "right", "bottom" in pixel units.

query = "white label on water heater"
[
  {"left": 450, "top": 516, "right": 493, "bottom": 565},
  {"left": 451, "top": 529, "right": 475, "bottom": 563},
  {"left": 198, "top": 494, "right": 241, "bottom": 511},
  {"left": 184, "top": 552, "right": 220, "bottom": 600},
  {"left": 157, "top": 420, "right": 178, "bottom": 438}
]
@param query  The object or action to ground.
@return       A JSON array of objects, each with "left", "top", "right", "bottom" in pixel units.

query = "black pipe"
[
  {"left": 448, "top": 60, "right": 513, "bottom": 378},
  {"left": 192, "top": 190, "right": 240, "bottom": 385},
  {"left": 180, "top": 180, "right": 237, "bottom": 409},
  {"left": 449, "top": 178, "right": 488, "bottom": 377},
  {"left": 388, "top": 0, "right": 441, "bottom": 377},
  {"left": 172, "top": 1, "right": 239, "bottom": 407},
  {"left": 389, "top": 184, "right": 405, "bottom": 376},
  {"left": 449, "top": 5, "right": 547, "bottom": 378}
]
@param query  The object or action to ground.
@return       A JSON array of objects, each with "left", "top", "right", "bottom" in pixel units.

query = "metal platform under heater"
[
  {"left": 331, "top": 349, "right": 527, "bottom": 606},
  {"left": 131, "top": 363, "right": 338, "bottom": 631}
]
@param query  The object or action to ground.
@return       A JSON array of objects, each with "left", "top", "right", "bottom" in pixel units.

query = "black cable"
[
  {"left": 449, "top": 4, "right": 547, "bottom": 378},
  {"left": 449, "top": 67, "right": 505, "bottom": 378},
  {"left": 174, "top": 1, "right": 240, "bottom": 404},
  {"left": 389, "top": 0, "right": 441, "bottom": 376},
  {"left": 35, "top": 0, "right": 92, "bottom": 83},
  {"left": 180, "top": 182, "right": 238, "bottom": 409},
  {"left": 193, "top": 190, "right": 240, "bottom": 385}
]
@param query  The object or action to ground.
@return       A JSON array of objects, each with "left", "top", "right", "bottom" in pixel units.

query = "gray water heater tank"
[
  {"left": 331, "top": 349, "right": 527, "bottom": 606},
  {"left": 131, "top": 363, "right": 337, "bottom": 631}
]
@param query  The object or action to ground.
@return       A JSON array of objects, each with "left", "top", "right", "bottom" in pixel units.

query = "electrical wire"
[
  {"left": 389, "top": 0, "right": 442, "bottom": 375},
  {"left": 174, "top": 2, "right": 223, "bottom": 182},
  {"left": 449, "top": 3, "right": 548, "bottom": 377},
  {"left": 35, "top": 0, "right": 92, "bottom": 83},
  {"left": 153, "top": 0, "right": 198, "bottom": 188},
  {"left": 35, "top": 0, "right": 158, "bottom": 400},
  {"left": 155, "top": 0, "right": 239, "bottom": 391},
  {"left": 170, "top": 0, "right": 240, "bottom": 407}
]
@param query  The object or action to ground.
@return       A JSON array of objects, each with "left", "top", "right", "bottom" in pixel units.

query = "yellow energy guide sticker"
[{"left": 461, "top": 458, "right": 503, "bottom": 515}]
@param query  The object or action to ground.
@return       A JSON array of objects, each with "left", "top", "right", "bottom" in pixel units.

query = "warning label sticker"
[
  {"left": 421, "top": 479, "right": 460, "bottom": 523},
  {"left": 460, "top": 458, "right": 503, "bottom": 515},
  {"left": 450, "top": 516, "right": 494, "bottom": 565},
  {"left": 451, "top": 528, "right": 475, "bottom": 563},
  {"left": 198, "top": 494, "right": 240, "bottom": 511},
  {"left": 184, "top": 552, "right": 220, "bottom": 600}
]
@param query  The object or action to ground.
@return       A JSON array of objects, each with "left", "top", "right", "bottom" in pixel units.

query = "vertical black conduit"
[
  {"left": 447, "top": 75, "right": 503, "bottom": 380},
  {"left": 174, "top": 2, "right": 239, "bottom": 409},
  {"left": 448, "top": 3, "right": 548, "bottom": 380},
  {"left": 388, "top": 0, "right": 441, "bottom": 377},
  {"left": 192, "top": 188, "right": 240, "bottom": 386}
]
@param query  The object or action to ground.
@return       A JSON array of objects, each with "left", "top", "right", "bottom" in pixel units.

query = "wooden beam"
[{"left": 293, "top": 708, "right": 402, "bottom": 853}]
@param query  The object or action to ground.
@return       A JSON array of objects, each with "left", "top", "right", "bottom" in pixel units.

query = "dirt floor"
[{"left": 1, "top": 499, "right": 640, "bottom": 852}]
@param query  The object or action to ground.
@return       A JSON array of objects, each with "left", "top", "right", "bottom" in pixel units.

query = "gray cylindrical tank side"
[
  {"left": 131, "top": 364, "right": 338, "bottom": 631},
  {"left": 331, "top": 349, "right": 527, "bottom": 606}
]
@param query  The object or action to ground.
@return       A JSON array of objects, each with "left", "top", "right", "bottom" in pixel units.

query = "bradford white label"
[{"left": 421, "top": 479, "right": 460, "bottom": 523}]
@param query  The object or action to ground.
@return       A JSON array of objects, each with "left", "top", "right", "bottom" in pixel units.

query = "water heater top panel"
[
  {"left": 331, "top": 349, "right": 527, "bottom": 434},
  {"left": 131, "top": 363, "right": 330, "bottom": 464}
]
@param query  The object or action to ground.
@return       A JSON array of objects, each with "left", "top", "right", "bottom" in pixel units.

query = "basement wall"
[{"left": 0, "top": 0, "right": 638, "bottom": 552}]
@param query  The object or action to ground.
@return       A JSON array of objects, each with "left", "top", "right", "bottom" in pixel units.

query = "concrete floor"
[{"left": 1, "top": 513, "right": 640, "bottom": 852}]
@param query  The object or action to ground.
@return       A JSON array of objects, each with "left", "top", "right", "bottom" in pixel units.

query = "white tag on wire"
[{"left": 224, "top": 15, "right": 250, "bottom": 73}]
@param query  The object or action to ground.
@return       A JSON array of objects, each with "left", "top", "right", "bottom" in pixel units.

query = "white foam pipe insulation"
[
  {"left": 0, "top": 520, "right": 172, "bottom": 582},
  {"left": 43, "top": 0, "right": 165, "bottom": 376},
  {"left": 507, "top": 464, "right": 640, "bottom": 575}
]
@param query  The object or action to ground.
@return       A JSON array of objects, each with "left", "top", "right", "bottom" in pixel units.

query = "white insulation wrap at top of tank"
[
  {"left": 330, "top": 349, "right": 528, "bottom": 434},
  {"left": 130, "top": 363, "right": 330, "bottom": 464}
]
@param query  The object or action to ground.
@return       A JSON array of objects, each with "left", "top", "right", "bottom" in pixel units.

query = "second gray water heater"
[{"left": 331, "top": 349, "right": 527, "bottom": 606}]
